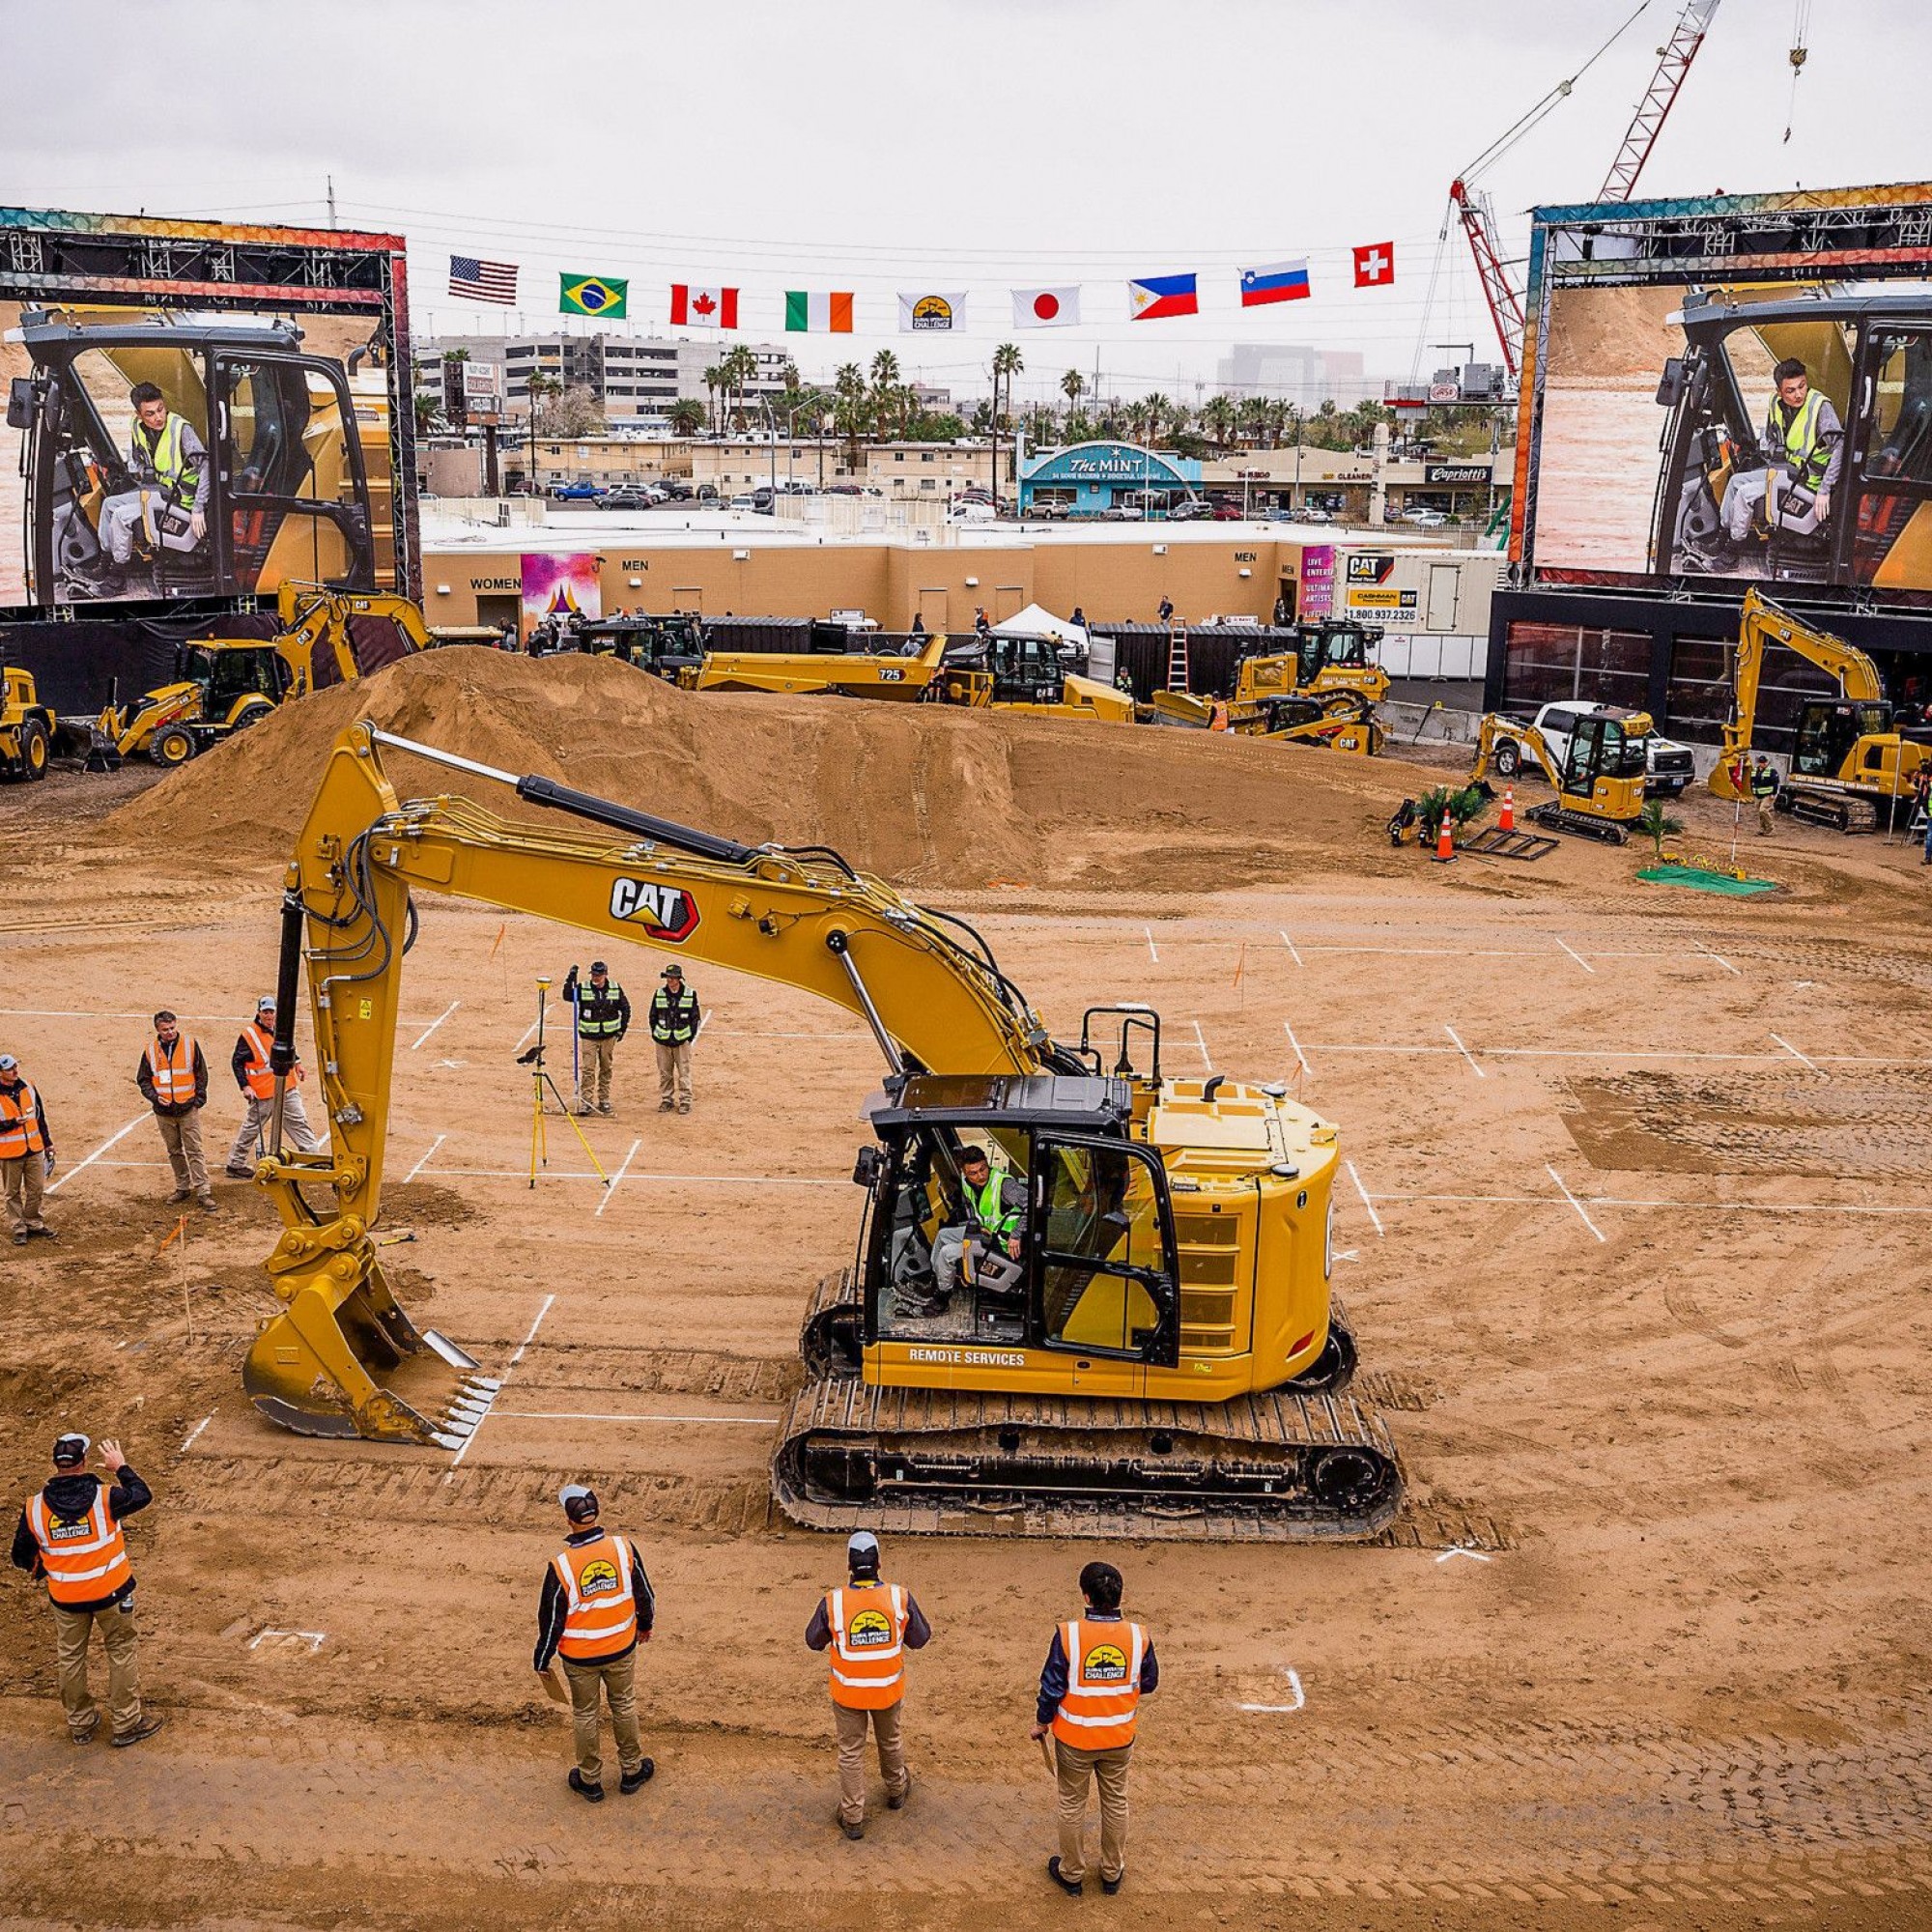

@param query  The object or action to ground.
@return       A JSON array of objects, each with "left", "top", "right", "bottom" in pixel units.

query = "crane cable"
[{"left": 1784, "top": 0, "right": 1811, "bottom": 144}]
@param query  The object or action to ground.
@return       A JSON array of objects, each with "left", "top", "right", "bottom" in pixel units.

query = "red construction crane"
[
  {"left": 1600, "top": 0, "right": 1724, "bottom": 201},
  {"left": 1449, "top": 178, "right": 1528, "bottom": 382}
]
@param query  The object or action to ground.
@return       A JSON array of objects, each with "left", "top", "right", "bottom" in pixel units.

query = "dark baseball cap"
[
  {"left": 52, "top": 1434, "right": 90, "bottom": 1466},
  {"left": 589, "top": 960, "right": 609, "bottom": 975}
]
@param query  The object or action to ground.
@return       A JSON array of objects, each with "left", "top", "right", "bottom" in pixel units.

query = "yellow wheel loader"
[
  {"left": 1470, "top": 708, "right": 1651, "bottom": 842},
  {"left": 1, "top": 665, "right": 56, "bottom": 781},
  {"left": 93, "top": 582, "right": 436, "bottom": 768},
  {"left": 1708, "top": 589, "right": 1928, "bottom": 832},
  {"left": 242, "top": 724, "right": 1402, "bottom": 1541}
]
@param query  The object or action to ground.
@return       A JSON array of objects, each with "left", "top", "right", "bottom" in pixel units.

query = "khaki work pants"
[
  {"left": 227, "top": 1090, "right": 320, "bottom": 1171},
  {"left": 576, "top": 1037, "right": 617, "bottom": 1113},
  {"left": 52, "top": 1598, "right": 143, "bottom": 1740},
  {"left": 1756, "top": 794, "right": 1776, "bottom": 834},
  {"left": 833, "top": 1697, "right": 907, "bottom": 1825},
  {"left": 155, "top": 1110, "right": 213, "bottom": 1204},
  {"left": 561, "top": 1650, "right": 644, "bottom": 1786},
  {"left": 1054, "top": 1737, "right": 1134, "bottom": 1886},
  {"left": 654, "top": 1040, "right": 693, "bottom": 1111},
  {"left": 3, "top": 1151, "right": 49, "bottom": 1235}
]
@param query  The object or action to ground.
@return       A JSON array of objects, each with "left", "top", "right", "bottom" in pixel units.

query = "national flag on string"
[
  {"left": 671, "top": 283, "right": 739, "bottom": 328},
  {"left": 448, "top": 254, "right": 518, "bottom": 304},
  {"left": 1239, "top": 259, "right": 1312, "bottom": 307},
  {"left": 785, "top": 290, "right": 854, "bottom": 333},
  {"left": 1353, "top": 242, "right": 1396, "bottom": 288},
  {"left": 1127, "top": 273, "right": 1198, "bottom": 321},
  {"left": 1011, "top": 285, "right": 1081, "bottom": 328},
  {"left": 559, "top": 272, "right": 628, "bottom": 318}
]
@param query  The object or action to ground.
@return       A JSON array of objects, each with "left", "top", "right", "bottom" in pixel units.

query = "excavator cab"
[{"left": 843, "top": 1073, "right": 1181, "bottom": 1372}]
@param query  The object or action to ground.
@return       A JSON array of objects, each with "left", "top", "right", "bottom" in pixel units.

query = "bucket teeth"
[
  {"left": 437, "top": 1412, "right": 478, "bottom": 1437},
  {"left": 465, "top": 1376, "right": 503, "bottom": 1393},
  {"left": 447, "top": 1401, "right": 492, "bottom": 1423},
  {"left": 430, "top": 1431, "right": 466, "bottom": 1451}
]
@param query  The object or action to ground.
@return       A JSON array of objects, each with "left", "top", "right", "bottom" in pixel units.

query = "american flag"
[{"left": 448, "top": 254, "right": 518, "bottom": 304}]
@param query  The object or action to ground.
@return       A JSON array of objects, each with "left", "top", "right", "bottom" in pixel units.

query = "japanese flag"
[{"left": 1012, "top": 286, "right": 1082, "bottom": 329}]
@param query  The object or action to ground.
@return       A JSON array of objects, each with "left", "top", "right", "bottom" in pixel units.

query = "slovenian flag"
[
  {"left": 1127, "top": 273, "right": 1198, "bottom": 321},
  {"left": 1239, "top": 260, "right": 1312, "bottom": 306},
  {"left": 785, "top": 291, "right": 854, "bottom": 333}
]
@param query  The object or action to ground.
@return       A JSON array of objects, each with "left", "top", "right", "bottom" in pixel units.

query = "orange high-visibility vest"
[
  {"left": 825, "top": 1579, "right": 909, "bottom": 1709},
  {"left": 237, "top": 1024, "right": 299, "bottom": 1100},
  {"left": 26, "top": 1489, "right": 133, "bottom": 1605},
  {"left": 146, "top": 1034, "right": 200, "bottom": 1107},
  {"left": 552, "top": 1531, "right": 639, "bottom": 1662},
  {"left": 0, "top": 1081, "right": 46, "bottom": 1158},
  {"left": 1050, "top": 1618, "right": 1147, "bottom": 1750}
]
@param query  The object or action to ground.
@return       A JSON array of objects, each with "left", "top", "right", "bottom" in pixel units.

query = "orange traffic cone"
[
  {"left": 1435, "top": 810, "right": 1456, "bottom": 862},
  {"left": 1499, "top": 786, "right": 1515, "bottom": 833}
]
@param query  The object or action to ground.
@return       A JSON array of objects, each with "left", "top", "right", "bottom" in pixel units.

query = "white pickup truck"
[{"left": 1490, "top": 701, "right": 1697, "bottom": 797}]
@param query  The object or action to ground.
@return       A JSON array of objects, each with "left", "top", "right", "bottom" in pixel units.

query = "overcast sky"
[{"left": 10, "top": 0, "right": 1928, "bottom": 401}]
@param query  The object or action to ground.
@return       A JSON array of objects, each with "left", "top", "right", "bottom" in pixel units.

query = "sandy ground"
[{"left": 4, "top": 691, "right": 1932, "bottom": 1931}]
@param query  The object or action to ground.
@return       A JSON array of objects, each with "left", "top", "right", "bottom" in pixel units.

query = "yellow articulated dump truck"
[{"left": 240, "top": 723, "right": 1402, "bottom": 1541}]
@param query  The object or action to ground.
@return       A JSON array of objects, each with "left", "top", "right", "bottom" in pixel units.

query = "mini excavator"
[
  {"left": 242, "top": 723, "right": 1402, "bottom": 1541},
  {"left": 1469, "top": 708, "right": 1652, "bottom": 842}
]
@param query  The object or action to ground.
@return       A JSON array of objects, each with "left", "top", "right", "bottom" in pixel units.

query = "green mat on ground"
[{"left": 1635, "top": 865, "right": 1778, "bottom": 896}]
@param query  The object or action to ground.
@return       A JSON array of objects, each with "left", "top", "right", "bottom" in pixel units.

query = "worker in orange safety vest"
[
  {"left": 1032, "top": 1560, "right": 1160, "bottom": 1897},
  {"left": 224, "top": 996, "right": 321, "bottom": 1179},
  {"left": 134, "top": 1010, "right": 214, "bottom": 1210},
  {"left": 11, "top": 1433, "right": 165, "bottom": 1747},
  {"left": 805, "top": 1530, "right": 934, "bottom": 1840},
  {"left": 0, "top": 1052, "right": 56, "bottom": 1244},
  {"left": 533, "top": 1483, "right": 657, "bottom": 1803}
]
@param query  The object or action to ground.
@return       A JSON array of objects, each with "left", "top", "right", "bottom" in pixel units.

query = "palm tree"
[
  {"left": 1202, "top": 395, "right": 1238, "bottom": 453},
  {"left": 990, "top": 343, "right": 1023, "bottom": 510},
  {"left": 1061, "top": 368, "right": 1085, "bottom": 433},
  {"left": 834, "top": 361, "right": 868, "bottom": 473},
  {"left": 701, "top": 364, "right": 723, "bottom": 436},
  {"left": 668, "top": 397, "right": 704, "bottom": 439}
]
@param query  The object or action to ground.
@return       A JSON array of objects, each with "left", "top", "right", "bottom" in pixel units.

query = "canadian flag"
[
  {"left": 1352, "top": 242, "right": 1395, "bottom": 289},
  {"left": 671, "top": 283, "right": 739, "bottom": 328}
]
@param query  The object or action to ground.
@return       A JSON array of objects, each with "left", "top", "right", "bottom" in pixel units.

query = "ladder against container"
[{"left": 1166, "top": 623, "right": 1189, "bottom": 692}]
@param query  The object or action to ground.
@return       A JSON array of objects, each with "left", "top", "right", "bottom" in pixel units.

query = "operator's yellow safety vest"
[
  {"left": 551, "top": 1530, "right": 639, "bottom": 1662},
  {"left": 1771, "top": 389, "right": 1833, "bottom": 490},
  {"left": 824, "top": 1579, "right": 909, "bottom": 1710},
  {"left": 26, "top": 1489, "right": 132, "bottom": 1606},
  {"left": 964, "top": 1170, "right": 1020, "bottom": 1238},
  {"left": 0, "top": 1080, "right": 47, "bottom": 1158},
  {"left": 1050, "top": 1618, "right": 1147, "bottom": 1750},
  {"left": 137, "top": 412, "right": 197, "bottom": 504},
  {"left": 145, "top": 1034, "right": 200, "bottom": 1107}
]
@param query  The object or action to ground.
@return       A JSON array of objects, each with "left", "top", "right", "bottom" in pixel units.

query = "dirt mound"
[
  {"left": 1543, "top": 282, "right": 1685, "bottom": 382},
  {"left": 108, "top": 647, "right": 1409, "bottom": 890}
]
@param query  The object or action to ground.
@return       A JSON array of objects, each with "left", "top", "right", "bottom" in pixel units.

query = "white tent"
[{"left": 989, "top": 603, "right": 1088, "bottom": 652}]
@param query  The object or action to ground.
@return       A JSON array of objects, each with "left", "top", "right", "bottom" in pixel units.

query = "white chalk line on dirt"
[
  {"left": 1144, "top": 924, "right": 1159, "bottom": 963},
  {"left": 180, "top": 1412, "right": 214, "bottom": 1454},
  {"left": 44, "top": 1113, "right": 148, "bottom": 1194},
  {"left": 1443, "top": 1026, "right": 1487, "bottom": 1079},
  {"left": 1770, "top": 1032, "right": 1823, "bottom": 1073},
  {"left": 1554, "top": 937, "right": 1595, "bottom": 976},
  {"left": 1344, "top": 1159, "right": 1384, "bottom": 1238},
  {"left": 449, "top": 1292, "right": 555, "bottom": 1471},
  {"left": 1694, "top": 938, "right": 1742, "bottom": 977},
  {"left": 402, "top": 1135, "right": 446, "bottom": 1184},
  {"left": 1436, "top": 1546, "right": 1492, "bottom": 1566},
  {"left": 248, "top": 1628, "right": 326, "bottom": 1652},
  {"left": 1298, "top": 1040, "right": 1928, "bottom": 1067},
  {"left": 419, "top": 1164, "right": 845, "bottom": 1187},
  {"left": 1375, "top": 1188, "right": 1932, "bottom": 1220},
  {"left": 1278, "top": 929, "right": 1303, "bottom": 966},
  {"left": 1236, "top": 1667, "right": 1306, "bottom": 1715},
  {"left": 410, "top": 1001, "right": 460, "bottom": 1052},
  {"left": 1190, "top": 1019, "right": 1211, "bottom": 1066},
  {"left": 514, "top": 1018, "right": 540, "bottom": 1052},
  {"left": 1281, "top": 1022, "right": 1312, "bottom": 1075},
  {"left": 596, "top": 1139, "right": 643, "bottom": 1217},
  {"left": 492, "top": 1409, "right": 781, "bottom": 1427},
  {"left": 1545, "top": 1165, "right": 1607, "bottom": 1243}
]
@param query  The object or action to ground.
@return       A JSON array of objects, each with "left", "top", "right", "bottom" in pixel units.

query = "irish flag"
[{"left": 785, "top": 290, "right": 854, "bottom": 333}]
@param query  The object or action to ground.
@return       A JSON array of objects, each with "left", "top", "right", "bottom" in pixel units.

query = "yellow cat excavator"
[
  {"left": 1469, "top": 707, "right": 1652, "bottom": 842},
  {"left": 242, "top": 723, "right": 1401, "bottom": 1540},
  {"left": 1709, "top": 589, "right": 1928, "bottom": 831}
]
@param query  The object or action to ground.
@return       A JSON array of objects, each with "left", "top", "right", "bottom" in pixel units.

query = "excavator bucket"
[{"left": 243, "top": 1240, "right": 497, "bottom": 1447}]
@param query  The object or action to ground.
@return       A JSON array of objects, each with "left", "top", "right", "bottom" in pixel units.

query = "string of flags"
[{"left": 444, "top": 246, "right": 1397, "bottom": 330}]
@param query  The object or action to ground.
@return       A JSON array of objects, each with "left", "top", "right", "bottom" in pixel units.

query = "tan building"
[{"left": 688, "top": 439, "right": 1013, "bottom": 500}]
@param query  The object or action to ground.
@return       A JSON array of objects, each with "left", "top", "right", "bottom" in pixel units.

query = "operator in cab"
[
  {"left": 93, "top": 382, "right": 211, "bottom": 597},
  {"left": 922, "top": 1145, "right": 1026, "bottom": 1317},
  {"left": 1702, "top": 355, "right": 1844, "bottom": 573}
]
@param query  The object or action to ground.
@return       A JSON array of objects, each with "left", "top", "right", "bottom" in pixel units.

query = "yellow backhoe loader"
[
  {"left": 1470, "top": 707, "right": 1652, "bottom": 842},
  {"left": 1, "top": 663, "right": 56, "bottom": 781},
  {"left": 241, "top": 723, "right": 1401, "bottom": 1540},
  {"left": 94, "top": 582, "right": 436, "bottom": 767},
  {"left": 1708, "top": 589, "right": 1928, "bottom": 831}
]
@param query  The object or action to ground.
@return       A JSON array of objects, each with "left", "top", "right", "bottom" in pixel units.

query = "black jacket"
[
  {"left": 533, "top": 1527, "right": 656, "bottom": 1670},
  {"left": 566, "top": 979, "right": 631, "bottom": 1041},
  {"left": 12, "top": 1466, "right": 153, "bottom": 1610},
  {"left": 136, "top": 1037, "right": 208, "bottom": 1117}
]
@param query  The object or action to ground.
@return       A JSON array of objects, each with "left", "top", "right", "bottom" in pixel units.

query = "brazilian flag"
[{"left": 559, "top": 272, "right": 628, "bottom": 319}]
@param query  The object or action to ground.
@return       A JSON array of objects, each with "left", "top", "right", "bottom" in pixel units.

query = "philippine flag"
[
  {"left": 1239, "top": 260, "right": 1312, "bottom": 307},
  {"left": 1012, "top": 286, "right": 1081, "bottom": 329},
  {"left": 1127, "top": 273, "right": 1198, "bottom": 322}
]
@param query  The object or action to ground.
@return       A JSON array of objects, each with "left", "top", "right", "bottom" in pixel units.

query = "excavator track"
[
  {"left": 1527, "top": 801, "right": 1631, "bottom": 845},
  {"left": 780, "top": 1277, "right": 1401, "bottom": 1542}
]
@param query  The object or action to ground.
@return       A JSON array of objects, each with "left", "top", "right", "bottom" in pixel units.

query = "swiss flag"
[
  {"left": 670, "top": 283, "right": 739, "bottom": 328},
  {"left": 1352, "top": 242, "right": 1395, "bottom": 289}
]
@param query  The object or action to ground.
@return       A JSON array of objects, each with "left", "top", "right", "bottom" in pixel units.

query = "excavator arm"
[
  {"left": 1712, "top": 588, "right": 1886, "bottom": 797},
  {"left": 272, "top": 582, "right": 436, "bottom": 695},
  {"left": 1472, "top": 714, "right": 1565, "bottom": 788},
  {"left": 244, "top": 722, "right": 1058, "bottom": 1444}
]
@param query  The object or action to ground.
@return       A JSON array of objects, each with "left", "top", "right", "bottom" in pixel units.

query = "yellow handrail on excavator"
[{"left": 237, "top": 723, "right": 1400, "bottom": 1542}]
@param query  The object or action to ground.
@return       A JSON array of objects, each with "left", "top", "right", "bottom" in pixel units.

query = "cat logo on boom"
[{"left": 609, "top": 877, "right": 700, "bottom": 942}]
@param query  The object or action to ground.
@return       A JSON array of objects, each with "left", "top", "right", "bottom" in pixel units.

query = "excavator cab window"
[
  {"left": 194, "top": 645, "right": 287, "bottom": 709},
  {"left": 1558, "top": 714, "right": 1646, "bottom": 799},
  {"left": 1036, "top": 1137, "right": 1178, "bottom": 1365},
  {"left": 1794, "top": 700, "right": 1888, "bottom": 779}
]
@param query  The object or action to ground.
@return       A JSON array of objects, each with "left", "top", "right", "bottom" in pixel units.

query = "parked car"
[
  {"left": 657, "top": 479, "right": 694, "bottom": 500},
  {"left": 549, "top": 481, "right": 604, "bottom": 501},
  {"left": 601, "top": 486, "right": 655, "bottom": 510},
  {"left": 1299, "top": 507, "right": 1336, "bottom": 525},
  {"left": 1405, "top": 508, "right": 1450, "bottom": 528},
  {"left": 728, "top": 493, "right": 756, "bottom": 510},
  {"left": 1167, "top": 498, "right": 1213, "bottom": 522},
  {"left": 1210, "top": 500, "right": 1244, "bottom": 522},
  {"left": 1492, "top": 702, "right": 1697, "bottom": 798},
  {"left": 751, "top": 486, "right": 776, "bottom": 514}
]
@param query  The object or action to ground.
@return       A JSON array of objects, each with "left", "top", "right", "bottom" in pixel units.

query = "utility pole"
[{"left": 327, "top": 175, "right": 337, "bottom": 227}]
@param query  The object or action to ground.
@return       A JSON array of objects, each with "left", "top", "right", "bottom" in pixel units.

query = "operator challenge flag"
[
  {"left": 559, "top": 273, "right": 628, "bottom": 318},
  {"left": 898, "top": 291, "right": 967, "bottom": 332},
  {"left": 785, "top": 290, "right": 854, "bottom": 333}
]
